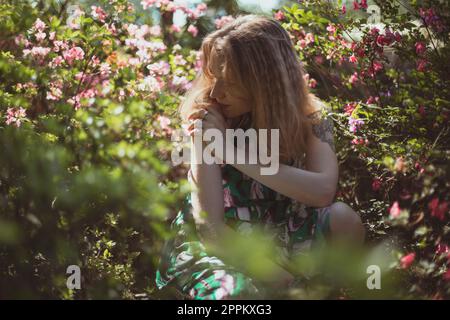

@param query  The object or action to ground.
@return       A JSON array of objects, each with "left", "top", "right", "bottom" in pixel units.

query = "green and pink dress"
[{"left": 156, "top": 160, "right": 332, "bottom": 300}]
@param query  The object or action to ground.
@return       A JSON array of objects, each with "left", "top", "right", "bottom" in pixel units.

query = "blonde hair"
[{"left": 180, "top": 15, "right": 320, "bottom": 164}]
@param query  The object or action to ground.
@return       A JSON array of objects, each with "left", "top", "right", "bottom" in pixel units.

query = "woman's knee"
[{"left": 328, "top": 201, "right": 365, "bottom": 243}]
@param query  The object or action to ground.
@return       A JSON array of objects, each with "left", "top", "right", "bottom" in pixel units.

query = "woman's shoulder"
[{"left": 306, "top": 95, "right": 331, "bottom": 121}]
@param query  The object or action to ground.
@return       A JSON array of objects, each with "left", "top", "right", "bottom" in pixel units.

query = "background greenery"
[{"left": 0, "top": 0, "right": 449, "bottom": 299}]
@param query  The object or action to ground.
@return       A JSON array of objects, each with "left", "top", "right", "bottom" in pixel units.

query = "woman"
[{"left": 156, "top": 15, "right": 365, "bottom": 300}]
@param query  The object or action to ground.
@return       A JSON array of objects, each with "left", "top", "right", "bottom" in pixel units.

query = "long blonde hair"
[{"left": 180, "top": 15, "right": 319, "bottom": 164}]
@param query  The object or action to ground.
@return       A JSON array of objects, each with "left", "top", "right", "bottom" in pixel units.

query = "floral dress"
[{"left": 155, "top": 159, "right": 332, "bottom": 300}]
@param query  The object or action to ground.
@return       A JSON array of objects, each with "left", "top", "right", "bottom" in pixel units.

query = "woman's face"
[{"left": 208, "top": 48, "right": 252, "bottom": 119}]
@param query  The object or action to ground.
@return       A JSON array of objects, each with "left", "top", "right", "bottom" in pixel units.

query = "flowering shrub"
[
  {"left": 277, "top": 0, "right": 449, "bottom": 298},
  {"left": 0, "top": 0, "right": 449, "bottom": 299}
]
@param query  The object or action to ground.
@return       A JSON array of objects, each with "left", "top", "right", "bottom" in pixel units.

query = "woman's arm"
[
  {"left": 229, "top": 111, "right": 338, "bottom": 208},
  {"left": 189, "top": 134, "right": 226, "bottom": 242}
]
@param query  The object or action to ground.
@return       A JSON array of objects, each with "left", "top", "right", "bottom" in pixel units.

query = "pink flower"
[
  {"left": 91, "top": 6, "right": 107, "bottom": 23},
  {"left": 170, "top": 24, "right": 181, "bottom": 33},
  {"left": 349, "top": 54, "right": 358, "bottom": 63},
  {"left": 35, "top": 31, "right": 46, "bottom": 41},
  {"left": 326, "top": 24, "right": 336, "bottom": 33},
  {"left": 400, "top": 253, "right": 416, "bottom": 269},
  {"left": 372, "top": 178, "right": 382, "bottom": 191},
  {"left": 417, "top": 59, "right": 427, "bottom": 72},
  {"left": 297, "top": 39, "right": 307, "bottom": 49},
  {"left": 305, "top": 33, "right": 314, "bottom": 45},
  {"left": 353, "top": 1, "right": 360, "bottom": 10},
  {"left": 389, "top": 201, "right": 401, "bottom": 218},
  {"left": 187, "top": 25, "right": 198, "bottom": 37},
  {"left": 141, "top": 0, "right": 158, "bottom": 10},
  {"left": 344, "top": 102, "right": 357, "bottom": 115},
  {"left": 373, "top": 60, "right": 383, "bottom": 72},
  {"left": 436, "top": 243, "right": 449, "bottom": 255},
  {"left": 62, "top": 47, "right": 85, "bottom": 65},
  {"left": 415, "top": 42, "right": 426, "bottom": 55},
  {"left": 223, "top": 187, "right": 235, "bottom": 207},
  {"left": 428, "top": 198, "right": 448, "bottom": 221},
  {"left": 342, "top": 5, "right": 347, "bottom": 14},
  {"left": 33, "top": 18, "right": 46, "bottom": 32},
  {"left": 274, "top": 10, "right": 285, "bottom": 21},
  {"left": 349, "top": 72, "right": 359, "bottom": 84},
  {"left": 196, "top": 3, "right": 208, "bottom": 14},
  {"left": 49, "top": 56, "right": 63, "bottom": 68},
  {"left": 173, "top": 54, "right": 186, "bottom": 66},
  {"left": 360, "top": 0, "right": 368, "bottom": 9},
  {"left": 349, "top": 117, "right": 364, "bottom": 133},
  {"left": 366, "top": 96, "right": 379, "bottom": 105},
  {"left": 5, "top": 107, "right": 27, "bottom": 127},
  {"left": 215, "top": 16, "right": 234, "bottom": 30}
]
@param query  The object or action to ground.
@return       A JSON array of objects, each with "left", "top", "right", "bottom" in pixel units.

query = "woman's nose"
[{"left": 209, "top": 80, "right": 225, "bottom": 100}]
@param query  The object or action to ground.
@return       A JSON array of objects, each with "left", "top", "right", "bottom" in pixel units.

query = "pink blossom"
[
  {"left": 215, "top": 16, "right": 234, "bottom": 30},
  {"left": 187, "top": 25, "right": 198, "bottom": 37},
  {"left": 170, "top": 24, "right": 181, "bottom": 33},
  {"left": 417, "top": 59, "right": 427, "bottom": 72},
  {"left": 91, "top": 6, "right": 107, "bottom": 23},
  {"left": 173, "top": 54, "right": 187, "bottom": 66},
  {"left": 24, "top": 46, "right": 51, "bottom": 59},
  {"left": 372, "top": 178, "right": 382, "bottom": 191},
  {"left": 389, "top": 201, "right": 401, "bottom": 218},
  {"left": 342, "top": 5, "right": 347, "bottom": 14},
  {"left": 348, "top": 117, "right": 364, "bottom": 132},
  {"left": 62, "top": 47, "right": 85, "bottom": 65},
  {"left": 305, "top": 33, "right": 314, "bottom": 45},
  {"left": 157, "top": 115, "right": 172, "bottom": 133},
  {"left": 415, "top": 41, "right": 426, "bottom": 55},
  {"left": 49, "top": 31, "right": 55, "bottom": 41},
  {"left": 436, "top": 243, "right": 449, "bottom": 255},
  {"left": 33, "top": 18, "right": 46, "bottom": 32},
  {"left": 400, "top": 253, "right": 415, "bottom": 269},
  {"left": 49, "top": 56, "right": 64, "bottom": 68},
  {"left": 349, "top": 72, "right": 359, "bottom": 84},
  {"left": 353, "top": 1, "right": 360, "bottom": 10},
  {"left": 46, "top": 82, "right": 63, "bottom": 101},
  {"left": 326, "top": 24, "right": 336, "bottom": 33},
  {"left": 5, "top": 107, "right": 27, "bottom": 127},
  {"left": 373, "top": 60, "right": 383, "bottom": 72},
  {"left": 351, "top": 138, "right": 368, "bottom": 146},
  {"left": 147, "top": 61, "right": 170, "bottom": 76},
  {"left": 297, "top": 39, "right": 307, "bottom": 49},
  {"left": 360, "top": 0, "right": 368, "bottom": 9},
  {"left": 349, "top": 54, "right": 358, "bottom": 63},
  {"left": 308, "top": 78, "right": 317, "bottom": 88},
  {"left": 428, "top": 198, "right": 448, "bottom": 221},
  {"left": 344, "top": 103, "right": 356, "bottom": 115},
  {"left": 141, "top": 0, "right": 158, "bottom": 10},
  {"left": 223, "top": 187, "right": 235, "bottom": 207},
  {"left": 366, "top": 96, "right": 379, "bottom": 105},
  {"left": 35, "top": 31, "right": 46, "bottom": 41},
  {"left": 274, "top": 10, "right": 285, "bottom": 21},
  {"left": 196, "top": 3, "right": 208, "bottom": 14}
]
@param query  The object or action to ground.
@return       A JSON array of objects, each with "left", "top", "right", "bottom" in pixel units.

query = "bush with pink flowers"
[{"left": 0, "top": 0, "right": 449, "bottom": 299}]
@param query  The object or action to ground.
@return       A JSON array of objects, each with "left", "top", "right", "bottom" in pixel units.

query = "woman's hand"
[
  {"left": 187, "top": 103, "right": 228, "bottom": 137},
  {"left": 187, "top": 104, "right": 230, "bottom": 162}
]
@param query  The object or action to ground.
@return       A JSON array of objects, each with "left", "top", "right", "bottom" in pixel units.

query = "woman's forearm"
[
  {"left": 189, "top": 138, "right": 226, "bottom": 242},
  {"left": 229, "top": 147, "right": 336, "bottom": 208}
]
